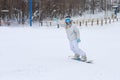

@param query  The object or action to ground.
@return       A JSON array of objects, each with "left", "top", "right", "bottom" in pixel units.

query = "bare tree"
[{"left": 0, "top": 0, "right": 117, "bottom": 22}]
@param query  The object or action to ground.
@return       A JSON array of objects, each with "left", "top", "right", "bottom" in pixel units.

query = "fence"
[
  {"left": 37, "top": 16, "right": 119, "bottom": 28},
  {"left": 0, "top": 15, "right": 119, "bottom": 27},
  {"left": 77, "top": 16, "right": 119, "bottom": 27}
]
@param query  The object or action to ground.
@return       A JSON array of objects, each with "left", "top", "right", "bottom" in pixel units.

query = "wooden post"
[
  {"left": 80, "top": 21, "right": 81, "bottom": 26},
  {"left": 97, "top": 19, "right": 99, "bottom": 25},
  {"left": 112, "top": 16, "right": 115, "bottom": 22},
  {"left": 91, "top": 19, "right": 94, "bottom": 26},
  {"left": 76, "top": 20, "right": 78, "bottom": 24},
  {"left": 57, "top": 24, "right": 59, "bottom": 28},
  {"left": 101, "top": 19, "right": 103, "bottom": 26},
  {"left": 85, "top": 21, "right": 87, "bottom": 26},
  {"left": 50, "top": 22, "right": 51, "bottom": 26},
  {"left": 0, "top": 19, "right": 1, "bottom": 26},
  {"left": 105, "top": 18, "right": 107, "bottom": 24},
  {"left": 41, "top": 21, "right": 43, "bottom": 26},
  {"left": 7, "top": 20, "right": 10, "bottom": 26},
  {"left": 116, "top": 17, "right": 118, "bottom": 21},
  {"left": 113, "top": 17, "right": 114, "bottom": 22},
  {"left": 109, "top": 17, "right": 111, "bottom": 24}
]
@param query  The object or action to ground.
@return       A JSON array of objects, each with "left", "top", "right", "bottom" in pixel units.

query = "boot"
[
  {"left": 73, "top": 54, "right": 80, "bottom": 60},
  {"left": 80, "top": 56, "right": 87, "bottom": 62}
]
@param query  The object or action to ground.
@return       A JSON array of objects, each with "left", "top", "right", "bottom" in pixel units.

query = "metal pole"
[
  {"left": 29, "top": 0, "right": 32, "bottom": 26},
  {"left": 105, "top": 0, "right": 108, "bottom": 18}
]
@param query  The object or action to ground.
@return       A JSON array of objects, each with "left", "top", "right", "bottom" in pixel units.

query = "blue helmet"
[
  {"left": 65, "top": 18, "right": 71, "bottom": 23},
  {"left": 65, "top": 16, "right": 72, "bottom": 23}
]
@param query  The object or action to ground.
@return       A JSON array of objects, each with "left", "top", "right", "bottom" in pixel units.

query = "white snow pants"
[{"left": 69, "top": 40, "right": 86, "bottom": 57}]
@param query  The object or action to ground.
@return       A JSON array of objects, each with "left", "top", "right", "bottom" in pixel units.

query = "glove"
[{"left": 77, "top": 38, "right": 81, "bottom": 43}]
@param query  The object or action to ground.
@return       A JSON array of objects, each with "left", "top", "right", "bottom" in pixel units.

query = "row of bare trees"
[{"left": 0, "top": 0, "right": 119, "bottom": 23}]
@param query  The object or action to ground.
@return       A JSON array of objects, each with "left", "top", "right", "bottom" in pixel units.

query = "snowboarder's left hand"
[{"left": 77, "top": 39, "right": 81, "bottom": 43}]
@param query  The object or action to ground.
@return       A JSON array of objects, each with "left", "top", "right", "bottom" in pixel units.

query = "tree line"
[{"left": 0, "top": 0, "right": 119, "bottom": 24}]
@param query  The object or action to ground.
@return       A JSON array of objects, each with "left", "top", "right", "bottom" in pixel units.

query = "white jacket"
[{"left": 65, "top": 24, "right": 80, "bottom": 41}]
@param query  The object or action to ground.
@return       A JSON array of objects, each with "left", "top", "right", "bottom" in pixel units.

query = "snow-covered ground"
[{"left": 0, "top": 21, "right": 120, "bottom": 80}]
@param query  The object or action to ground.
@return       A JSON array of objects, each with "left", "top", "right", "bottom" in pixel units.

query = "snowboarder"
[{"left": 65, "top": 16, "right": 87, "bottom": 62}]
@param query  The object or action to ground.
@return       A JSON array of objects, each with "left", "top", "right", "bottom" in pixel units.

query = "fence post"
[
  {"left": 0, "top": 19, "right": 1, "bottom": 26},
  {"left": 85, "top": 21, "right": 87, "bottom": 26},
  {"left": 113, "top": 17, "right": 115, "bottom": 22},
  {"left": 116, "top": 17, "right": 118, "bottom": 21},
  {"left": 7, "top": 21, "right": 10, "bottom": 26},
  {"left": 57, "top": 24, "right": 59, "bottom": 28},
  {"left": 108, "top": 17, "right": 111, "bottom": 24},
  {"left": 76, "top": 20, "right": 78, "bottom": 24},
  {"left": 97, "top": 19, "right": 99, "bottom": 25},
  {"left": 105, "top": 18, "right": 107, "bottom": 24},
  {"left": 41, "top": 21, "right": 43, "bottom": 26},
  {"left": 101, "top": 19, "right": 103, "bottom": 26},
  {"left": 50, "top": 21, "right": 51, "bottom": 26},
  {"left": 91, "top": 19, "right": 94, "bottom": 26},
  {"left": 80, "top": 21, "right": 81, "bottom": 26}
]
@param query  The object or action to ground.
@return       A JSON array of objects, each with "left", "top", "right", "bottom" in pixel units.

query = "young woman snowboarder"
[{"left": 65, "top": 16, "right": 87, "bottom": 62}]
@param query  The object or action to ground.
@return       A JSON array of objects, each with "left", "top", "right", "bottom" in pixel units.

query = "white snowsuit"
[{"left": 65, "top": 24, "right": 86, "bottom": 57}]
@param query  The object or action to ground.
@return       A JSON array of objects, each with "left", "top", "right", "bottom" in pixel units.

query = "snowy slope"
[{"left": 0, "top": 21, "right": 120, "bottom": 80}]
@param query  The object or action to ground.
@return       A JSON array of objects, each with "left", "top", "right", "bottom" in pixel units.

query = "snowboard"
[{"left": 69, "top": 56, "right": 93, "bottom": 64}]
